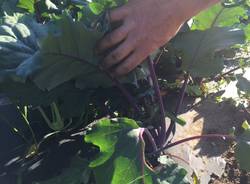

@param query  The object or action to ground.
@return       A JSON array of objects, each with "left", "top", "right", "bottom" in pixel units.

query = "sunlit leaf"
[
  {"left": 85, "top": 118, "right": 189, "bottom": 184},
  {"left": 89, "top": 2, "right": 104, "bottom": 15},
  {"left": 17, "top": 0, "right": 35, "bottom": 13},
  {"left": 171, "top": 27, "right": 245, "bottom": 77},
  {"left": 242, "top": 120, "right": 250, "bottom": 130},
  {"left": 84, "top": 118, "right": 139, "bottom": 168},
  {"left": 192, "top": 3, "right": 247, "bottom": 30}
]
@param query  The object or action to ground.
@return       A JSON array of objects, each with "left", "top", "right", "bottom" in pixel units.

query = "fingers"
[
  {"left": 109, "top": 6, "right": 128, "bottom": 22},
  {"left": 97, "top": 24, "right": 131, "bottom": 53},
  {"left": 101, "top": 38, "right": 135, "bottom": 69},
  {"left": 112, "top": 50, "right": 145, "bottom": 76}
]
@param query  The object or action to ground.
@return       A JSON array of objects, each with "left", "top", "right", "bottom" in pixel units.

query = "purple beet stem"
[
  {"left": 151, "top": 134, "right": 235, "bottom": 155},
  {"left": 144, "top": 128, "right": 158, "bottom": 152},
  {"left": 147, "top": 57, "right": 166, "bottom": 147},
  {"left": 164, "top": 74, "right": 189, "bottom": 146}
]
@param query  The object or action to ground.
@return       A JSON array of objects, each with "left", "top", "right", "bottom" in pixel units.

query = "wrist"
[{"left": 173, "top": 0, "right": 220, "bottom": 22}]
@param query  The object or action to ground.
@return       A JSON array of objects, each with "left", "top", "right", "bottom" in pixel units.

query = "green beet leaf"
[
  {"left": 0, "top": 14, "right": 92, "bottom": 109},
  {"left": 31, "top": 16, "right": 104, "bottom": 90},
  {"left": 84, "top": 118, "right": 139, "bottom": 168},
  {"left": 0, "top": 13, "right": 146, "bottom": 108},
  {"left": 92, "top": 128, "right": 154, "bottom": 184},
  {"left": 0, "top": 14, "right": 105, "bottom": 90},
  {"left": 85, "top": 118, "right": 189, "bottom": 184},
  {"left": 88, "top": 2, "right": 105, "bottom": 15},
  {"left": 171, "top": 27, "right": 245, "bottom": 77},
  {"left": 84, "top": 118, "right": 151, "bottom": 184},
  {"left": 17, "top": 0, "right": 35, "bottom": 13},
  {"left": 173, "top": 2, "right": 248, "bottom": 77},
  {"left": 191, "top": 3, "right": 247, "bottom": 30},
  {"left": 16, "top": 16, "right": 147, "bottom": 91}
]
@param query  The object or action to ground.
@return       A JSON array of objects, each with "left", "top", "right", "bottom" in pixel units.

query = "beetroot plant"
[{"left": 0, "top": 0, "right": 249, "bottom": 183}]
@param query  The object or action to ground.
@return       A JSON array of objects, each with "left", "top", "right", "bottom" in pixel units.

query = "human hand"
[{"left": 97, "top": 0, "right": 219, "bottom": 76}]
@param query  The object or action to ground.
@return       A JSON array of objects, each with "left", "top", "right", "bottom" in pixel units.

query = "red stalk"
[
  {"left": 147, "top": 57, "right": 166, "bottom": 147},
  {"left": 151, "top": 134, "right": 235, "bottom": 155}
]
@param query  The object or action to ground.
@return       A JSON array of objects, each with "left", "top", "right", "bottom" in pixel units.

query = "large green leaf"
[
  {"left": 14, "top": 16, "right": 147, "bottom": 91},
  {"left": 171, "top": 27, "right": 245, "bottom": 77},
  {"left": 85, "top": 118, "right": 189, "bottom": 184},
  {"left": 0, "top": 14, "right": 91, "bottom": 111},
  {"left": 191, "top": 3, "right": 247, "bottom": 30},
  {"left": 85, "top": 118, "right": 149, "bottom": 184},
  {"left": 0, "top": 14, "right": 147, "bottom": 110},
  {"left": 0, "top": 14, "right": 102, "bottom": 93},
  {"left": 84, "top": 118, "right": 139, "bottom": 168},
  {"left": 29, "top": 16, "right": 104, "bottom": 90},
  {"left": 92, "top": 128, "right": 154, "bottom": 184}
]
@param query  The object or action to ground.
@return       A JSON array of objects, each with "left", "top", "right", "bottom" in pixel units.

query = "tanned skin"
[{"left": 96, "top": 0, "right": 220, "bottom": 76}]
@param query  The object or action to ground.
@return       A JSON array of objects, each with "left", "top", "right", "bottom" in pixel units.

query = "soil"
[
  {"left": 167, "top": 94, "right": 250, "bottom": 184},
  {"left": 209, "top": 145, "right": 250, "bottom": 184}
]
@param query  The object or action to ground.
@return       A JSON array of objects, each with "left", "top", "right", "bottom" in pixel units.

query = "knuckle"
[
  {"left": 106, "top": 35, "right": 114, "bottom": 44},
  {"left": 111, "top": 52, "right": 120, "bottom": 61},
  {"left": 121, "top": 64, "right": 130, "bottom": 73},
  {"left": 115, "top": 30, "right": 124, "bottom": 38}
]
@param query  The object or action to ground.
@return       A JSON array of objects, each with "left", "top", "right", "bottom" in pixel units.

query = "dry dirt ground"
[{"left": 168, "top": 95, "right": 250, "bottom": 184}]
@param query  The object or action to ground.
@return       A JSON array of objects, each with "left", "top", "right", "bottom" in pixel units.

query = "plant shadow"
[
  {"left": 169, "top": 91, "right": 250, "bottom": 157},
  {"left": 192, "top": 97, "right": 249, "bottom": 157}
]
